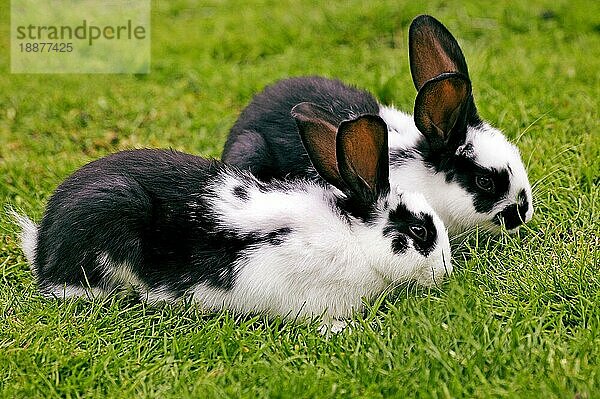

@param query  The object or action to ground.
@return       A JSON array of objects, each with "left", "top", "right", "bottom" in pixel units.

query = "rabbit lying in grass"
[
  {"left": 15, "top": 104, "right": 451, "bottom": 331},
  {"left": 222, "top": 15, "right": 533, "bottom": 236}
]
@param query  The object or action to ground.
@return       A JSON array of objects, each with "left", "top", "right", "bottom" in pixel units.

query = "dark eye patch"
[
  {"left": 414, "top": 138, "right": 510, "bottom": 214},
  {"left": 383, "top": 202, "right": 437, "bottom": 256},
  {"left": 453, "top": 156, "right": 510, "bottom": 213}
]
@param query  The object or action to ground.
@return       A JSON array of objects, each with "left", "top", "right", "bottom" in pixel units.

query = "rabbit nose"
[
  {"left": 517, "top": 189, "right": 531, "bottom": 222},
  {"left": 494, "top": 203, "right": 528, "bottom": 230},
  {"left": 493, "top": 190, "right": 530, "bottom": 230}
]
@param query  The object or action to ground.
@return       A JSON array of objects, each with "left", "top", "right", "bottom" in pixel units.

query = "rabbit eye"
[
  {"left": 475, "top": 175, "right": 495, "bottom": 193},
  {"left": 408, "top": 225, "right": 427, "bottom": 242}
]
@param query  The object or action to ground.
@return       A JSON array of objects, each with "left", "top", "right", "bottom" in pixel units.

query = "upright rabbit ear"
[
  {"left": 292, "top": 102, "right": 346, "bottom": 191},
  {"left": 409, "top": 15, "right": 470, "bottom": 91},
  {"left": 414, "top": 73, "right": 473, "bottom": 151},
  {"left": 336, "top": 115, "right": 390, "bottom": 204},
  {"left": 414, "top": 74, "right": 472, "bottom": 153}
]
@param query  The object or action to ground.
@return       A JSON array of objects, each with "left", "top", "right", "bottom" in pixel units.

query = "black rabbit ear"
[
  {"left": 409, "top": 15, "right": 470, "bottom": 91},
  {"left": 336, "top": 114, "right": 390, "bottom": 204},
  {"left": 414, "top": 74, "right": 472, "bottom": 153},
  {"left": 292, "top": 102, "right": 346, "bottom": 191}
]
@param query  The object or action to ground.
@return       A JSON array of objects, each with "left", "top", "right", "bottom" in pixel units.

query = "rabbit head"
[
  {"left": 402, "top": 15, "right": 533, "bottom": 233},
  {"left": 292, "top": 102, "right": 452, "bottom": 287}
]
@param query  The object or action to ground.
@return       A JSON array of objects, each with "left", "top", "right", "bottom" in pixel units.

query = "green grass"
[{"left": 1, "top": 0, "right": 599, "bottom": 397}]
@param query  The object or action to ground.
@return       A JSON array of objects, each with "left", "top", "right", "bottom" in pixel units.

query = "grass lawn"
[{"left": 1, "top": 0, "right": 599, "bottom": 397}]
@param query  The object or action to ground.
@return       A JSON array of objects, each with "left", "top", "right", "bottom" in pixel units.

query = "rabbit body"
[
  {"left": 20, "top": 146, "right": 450, "bottom": 322},
  {"left": 222, "top": 16, "right": 534, "bottom": 235}
]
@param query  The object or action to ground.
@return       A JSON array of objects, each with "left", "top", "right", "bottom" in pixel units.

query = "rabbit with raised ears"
[
  {"left": 16, "top": 103, "right": 451, "bottom": 330},
  {"left": 222, "top": 15, "right": 533, "bottom": 235}
]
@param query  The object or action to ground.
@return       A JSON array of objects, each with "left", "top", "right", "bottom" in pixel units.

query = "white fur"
[
  {"left": 42, "top": 284, "right": 106, "bottom": 300},
  {"left": 381, "top": 107, "right": 533, "bottom": 235},
  {"left": 11, "top": 212, "right": 38, "bottom": 268},
  {"left": 210, "top": 170, "right": 335, "bottom": 235},
  {"left": 380, "top": 106, "right": 422, "bottom": 150},
  {"left": 97, "top": 252, "right": 148, "bottom": 292},
  {"left": 184, "top": 180, "right": 451, "bottom": 323},
  {"left": 142, "top": 285, "right": 178, "bottom": 304},
  {"left": 95, "top": 252, "right": 180, "bottom": 304}
]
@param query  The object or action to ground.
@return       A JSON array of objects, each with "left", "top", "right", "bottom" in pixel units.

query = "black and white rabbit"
[
  {"left": 222, "top": 15, "right": 533, "bottom": 235},
  {"left": 15, "top": 104, "right": 451, "bottom": 330}
]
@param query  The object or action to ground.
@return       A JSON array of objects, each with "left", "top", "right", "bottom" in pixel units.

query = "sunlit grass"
[{"left": 1, "top": 0, "right": 598, "bottom": 397}]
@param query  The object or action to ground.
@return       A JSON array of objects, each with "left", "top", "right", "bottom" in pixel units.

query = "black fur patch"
[
  {"left": 453, "top": 160, "right": 510, "bottom": 214},
  {"left": 32, "top": 149, "right": 292, "bottom": 298},
  {"left": 334, "top": 196, "right": 378, "bottom": 224},
  {"left": 264, "top": 227, "right": 292, "bottom": 245},
  {"left": 389, "top": 148, "right": 418, "bottom": 167},
  {"left": 141, "top": 202, "right": 258, "bottom": 293},
  {"left": 418, "top": 139, "right": 511, "bottom": 214},
  {"left": 383, "top": 201, "right": 437, "bottom": 257},
  {"left": 222, "top": 76, "right": 380, "bottom": 181},
  {"left": 494, "top": 189, "right": 529, "bottom": 229},
  {"left": 232, "top": 185, "right": 249, "bottom": 201}
]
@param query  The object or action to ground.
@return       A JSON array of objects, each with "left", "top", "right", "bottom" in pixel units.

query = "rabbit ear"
[
  {"left": 292, "top": 102, "right": 346, "bottom": 190},
  {"left": 414, "top": 73, "right": 472, "bottom": 153},
  {"left": 336, "top": 114, "right": 390, "bottom": 204},
  {"left": 409, "top": 15, "right": 470, "bottom": 91}
]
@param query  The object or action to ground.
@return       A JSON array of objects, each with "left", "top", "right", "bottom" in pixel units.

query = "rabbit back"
[
  {"left": 33, "top": 149, "right": 247, "bottom": 299},
  {"left": 222, "top": 76, "right": 379, "bottom": 181}
]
